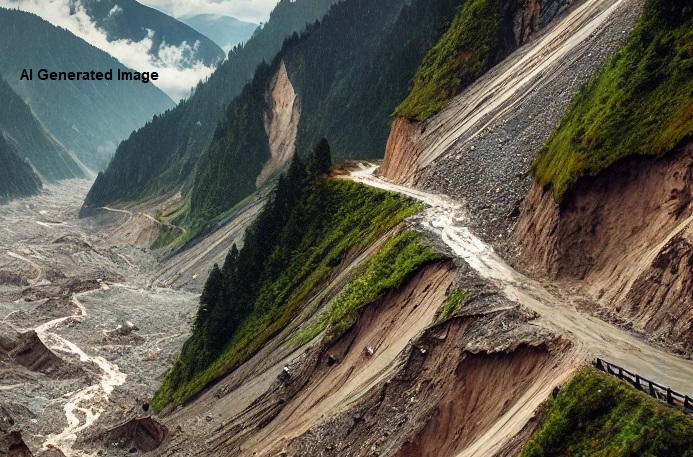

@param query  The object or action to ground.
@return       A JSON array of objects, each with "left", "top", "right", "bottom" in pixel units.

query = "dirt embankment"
[
  {"left": 152, "top": 255, "right": 580, "bottom": 457},
  {"left": 289, "top": 307, "right": 571, "bottom": 457},
  {"left": 378, "top": 0, "right": 641, "bottom": 248},
  {"left": 516, "top": 142, "right": 693, "bottom": 353},
  {"left": 257, "top": 60, "right": 300, "bottom": 189}
]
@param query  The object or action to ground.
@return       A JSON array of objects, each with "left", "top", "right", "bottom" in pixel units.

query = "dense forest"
[
  {"left": 0, "top": 134, "right": 42, "bottom": 201},
  {"left": 153, "top": 141, "right": 434, "bottom": 409},
  {"left": 0, "top": 77, "right": 84, "bottom": 181},
  {"left": 83, "top": 0, "right": 341, "bottom": 208},
  {"left": 180, "top": 0, "right": 470, "bottom": 231}
]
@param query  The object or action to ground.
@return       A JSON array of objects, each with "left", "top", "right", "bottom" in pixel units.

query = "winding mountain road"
[{"left": 348, "top": 164, "right": 693, "bottom": 393}]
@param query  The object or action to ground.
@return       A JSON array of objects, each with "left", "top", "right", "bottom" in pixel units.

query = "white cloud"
[
  {"left": 107, "top": 5, "right": 122, "bottom": 17},
  {"left": 138, "top": 0, "right": 277, "bottom": 23},
  {"left": 0, "top": 0, "right": 218, "bottom": 101}
]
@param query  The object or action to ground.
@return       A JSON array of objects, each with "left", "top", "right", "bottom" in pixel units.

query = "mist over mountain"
[
  {"left": 0, "top": 76, "right": 85, "bottom": 181},
  {"left": 181, "top": 14, "right": 257, "bottom": 52},
  {"left": 0, "top": 8, "right": 175, "bottom": 172},
  {"left": 81, "top": 0, "right": 225, "bottom": 66}
]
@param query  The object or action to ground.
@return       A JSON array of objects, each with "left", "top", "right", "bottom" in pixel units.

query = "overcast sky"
[{"left": 138, "top": 0, "right": 277, "bottom": 23}]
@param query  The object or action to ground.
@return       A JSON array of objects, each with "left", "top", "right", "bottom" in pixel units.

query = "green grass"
[
  {"left": 394, "top": 0, "right": 515, "bottom": 121},
  {"left": 533, "top": 0, "right": 693, "bottom": 200},
  {"left": 292, "top": 230, "right": 440, "bottom": 346},
  {"left": 437, "top": 288, "right": 469, "bottom": 321},
  {"left": 151, "top": 180, "right": 423, "bottom": 410},
  {"left": 521, "top": 367, "right": 693, "bottom": 457}
]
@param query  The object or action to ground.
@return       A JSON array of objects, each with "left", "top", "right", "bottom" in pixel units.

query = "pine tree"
[
  {"left": 196, "top": 263, "right": 224, "bottom": 328},
  {"left": 308, "top": 138, "right": 332, "bottom": 177}
]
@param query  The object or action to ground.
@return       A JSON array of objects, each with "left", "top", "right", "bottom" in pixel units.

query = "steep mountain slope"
[
  {"left": 82, "top": 0, "right": 225, "bottom": 67},
  {"left": 181, "top": 14, "right": 257, "bottom": 52},
  {"left": 0, "top": 76, "right": 85, "bottom": 181},
  {"left": 516, "top": 0, "right": 693, "bottom": 353},
  {"left": 377, "top": 0, "right": 641, "bottom": 243},
  {"left": 0, "top": 8, "right": 174, "bottom": 171},
  {"left": 83, "top": 0, "right": 341, "bottom": 208},
  {"left": 0, "top": 134, "right": 42, "bottom": 201},
  {"left": 170, "top": 0, "right": 475, "bottom": 231}
]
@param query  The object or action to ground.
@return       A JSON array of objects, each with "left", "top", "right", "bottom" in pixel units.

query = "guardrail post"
[
  {"left": 685, "top": 396, "right": 692, "bottom": 411},
  {"left": 595, "top": 358, "right": 604, "bottom": 371},
  {"left": 667, "top": 388, "right": 675, "bottom": 406},
  {"left": 634, "top": 375, "right": 642, "bottom": 391},
  {"left": 649, "top": 382, "right": 656, "bottom": 397}
]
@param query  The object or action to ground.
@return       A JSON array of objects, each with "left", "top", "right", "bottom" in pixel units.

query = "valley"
[
  {"left": 1, "top": 0, "right": 692, "bottom": 454},
  {"left": 0, "top": 180, "right": 200, "bottom": 455}
]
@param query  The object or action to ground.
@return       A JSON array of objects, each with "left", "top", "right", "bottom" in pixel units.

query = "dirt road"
[{"left": 348, "top": 165, "right": 693, "bottom": 393}]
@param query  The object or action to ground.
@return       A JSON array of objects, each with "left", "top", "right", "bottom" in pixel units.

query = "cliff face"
[
  {"left": 515, "top": 142, "right": 693, "bottom": 353},
  {"left": 377, "top": 117, "right": 422, "bottom": 185},
  {"left": 257, "top": 61, "right": 300, "bottom": 189}
]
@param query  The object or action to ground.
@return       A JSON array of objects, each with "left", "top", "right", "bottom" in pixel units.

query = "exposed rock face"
[
  {"left": 378, "top": 117, "right": 422, "bottom": 185},
  {"left": 104, "top": 417, "right": 168, "bottom": 453},
  {"left": 0, "top": 430, "right": 32, "bottom": 457},
  {"left": 3, "top": 329, "right": 64, "bottom": 376},
  {"left": 257, "top": 60, "right": 300, "bottom": 189},
  {"left": 516, "top": 142, "right": 693, "bottom": 352}
]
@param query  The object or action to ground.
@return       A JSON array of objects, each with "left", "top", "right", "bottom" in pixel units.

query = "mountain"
[
  {"left": 181, "top": 14, "right": 257, "bottom": 52},
  {"left": 83, "top": 0, "right": 342, "bottom": 208},
  {"left": 0, "top": 134, "right": 42, "bottom": 202},
  {"left": 0, "top": 8, "right": 175, "bottom": 171},
  {"left": 150, "top": 0, "right": 693, "bottom": 453},
  {"left": 81, "top": 0, "right": 225, "bottom": 67},
  {"left": 0, "top": 76, "right": 85, "bottom": 181}
]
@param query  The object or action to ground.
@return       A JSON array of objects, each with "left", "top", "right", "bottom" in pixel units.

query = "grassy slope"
[
  {"left": 522, "top": 368, "right": 693, "bottom": 457},
  {"left": 533, "top": 0, "right": 693, "bottom": 200},
  {"left": 152, "top": 180, "right": 425, "bottom": 410},
  {"left": 292, "top": 230, "right": 439, "bottom": 346},
  {"left": 394, "top": 0, "right": 516, "bottom": 121}
]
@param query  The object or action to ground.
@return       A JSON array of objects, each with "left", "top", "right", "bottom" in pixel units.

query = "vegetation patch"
[
  {"left": 394, "top": 0, "right": 519, "bottom": 121},
  {"left": 292, "top": 230, "right": 439, "bottom": 346},
  {"left": 533, "top": 0, "right": 693, "bottom": 200},
  {"left": 152, "top": 143, "right": 423, "bottom": 410},
  {"left": 437, "top": 288, "right": 469, "bottom": 321},
  {"left": 521, "top": 367, "right": 693, "bottom": 457}
]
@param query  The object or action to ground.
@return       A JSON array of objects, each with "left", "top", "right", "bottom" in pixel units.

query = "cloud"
[
  {"left": 107, "top": 5, "right": 122, "bottom": 17},
  {"left": 137, "top": 0, "right": 275, "bottom": 23},
  {"left": 0, "top": 0, "right": 217, "bottom": 101}
]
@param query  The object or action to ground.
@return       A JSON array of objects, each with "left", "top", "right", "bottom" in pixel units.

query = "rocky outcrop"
[
  {"left": 0, "top": 430, "right": 32, "bottom": 457},
  {"left": 1, "top": 329, "right": 64, "bottom": 376},
  {"left": 257, "top": 61, "right": 300, "bottom": 189},
  {"left": 103, "top": 417, "right": 168, "bottom": 453},
  {"left": 516, "top": 142, "right": 693, "bottom": 352},
  {"left": 377, "top": 117, "right": 422, "bottom": 185}
]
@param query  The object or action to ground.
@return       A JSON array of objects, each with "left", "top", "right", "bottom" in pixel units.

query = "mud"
[{"left": 516, "top": 142, "right": 693, "bottom": 354}]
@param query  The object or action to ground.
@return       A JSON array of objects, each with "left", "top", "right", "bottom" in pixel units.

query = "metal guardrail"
[{"left": 594, "top": 358, "right": 693, "bottom": 414}]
